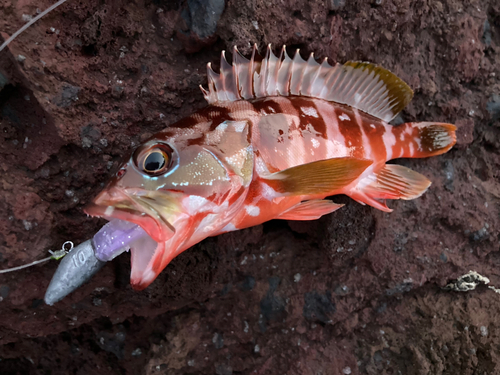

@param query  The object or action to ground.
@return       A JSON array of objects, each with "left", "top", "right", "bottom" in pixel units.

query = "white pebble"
[{"left": 480, "top": 326, "right": 488, "bottom": 337}]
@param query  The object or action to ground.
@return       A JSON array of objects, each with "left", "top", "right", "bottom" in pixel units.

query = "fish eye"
[
  {"left": 134, "top": 143, "right": 173, "bottom": 176},
  {"left": 144, "top": 151, "right": 166, "bottom": 172}
]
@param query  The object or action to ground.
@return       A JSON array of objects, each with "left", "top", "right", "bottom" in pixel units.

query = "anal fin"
[
  {"left": 263, "top": 157, "right": 372, "bottom": 196},
  {"left": 276, "top": 199, "right": 344, "bottom": 221},
  {"left": 351, "top": 164, "right": 431, "bottom": 212}
]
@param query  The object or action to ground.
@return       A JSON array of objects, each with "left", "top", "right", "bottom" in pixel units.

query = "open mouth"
[
  {"left": 84, "top": 188, "right": 185, "bottom": 290},
  {"left": 89, "top": 216, "right": 162, "bottom": 290},
  {"left": 84, "top": 189, "right": 176, "bottom": 243},
  {"left": 85, "top": 203, "right": 173, "bottom": 242},
  {"left": 84, "top": 203, "right": 170, "bottom": 290}
]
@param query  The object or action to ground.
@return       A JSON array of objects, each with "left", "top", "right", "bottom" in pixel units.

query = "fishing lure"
[{"left": 83, "top": 45, "right": 456, "bottom": 290}]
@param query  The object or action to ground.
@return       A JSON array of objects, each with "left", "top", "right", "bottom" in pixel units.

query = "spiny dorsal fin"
[{"left": 200, "top": 44, "right": 414, "bottom": 122}]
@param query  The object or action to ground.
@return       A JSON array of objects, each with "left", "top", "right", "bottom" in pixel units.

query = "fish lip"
[{"left": 84, "top": 201, "right": 175, "bottom": 243}]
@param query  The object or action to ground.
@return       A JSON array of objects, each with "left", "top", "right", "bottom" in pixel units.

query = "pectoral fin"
[
  {"left": 276, "top": 199, "right": 344, "bottom": 220},
  {"left": 263, "top": 157, "right": 372, "bottom": 196}
]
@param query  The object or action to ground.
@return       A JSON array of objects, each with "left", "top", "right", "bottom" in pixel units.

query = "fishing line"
[
  {"left": 0, "top": 0, "right": 69, "bottom": 52},
  {"left": 0, "top": 1, "right": 74, "bottom": 274},
  {"left": 0, "top": 241, "right": 72, "bottom": 274}
]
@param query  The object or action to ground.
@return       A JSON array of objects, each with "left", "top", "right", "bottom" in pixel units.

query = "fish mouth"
[
  {"left": 85, "top": 188, "right": 185, "bottom": 290},
  {"left": 84, "top": 188, "right": 176, "bottom": 243}
]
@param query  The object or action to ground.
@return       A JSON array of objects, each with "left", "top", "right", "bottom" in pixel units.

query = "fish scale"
[
  {"left": 83, "top": 45, "right": 456, "bottom": 290},
  {"left": 205, "top": 96, "right": 437, "bottom": 232}
]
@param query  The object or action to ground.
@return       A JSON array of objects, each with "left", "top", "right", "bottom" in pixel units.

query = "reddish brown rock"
[
  {"left": 455, "top": 118, "right": 475, "bottom": 148},
  {"left": 0, "top": 0, "right": 499, "bottom": 374}
]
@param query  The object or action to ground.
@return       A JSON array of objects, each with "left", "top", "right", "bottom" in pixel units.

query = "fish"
[{"left": 84, "top": 44, "right": 456, "bottom": 290}]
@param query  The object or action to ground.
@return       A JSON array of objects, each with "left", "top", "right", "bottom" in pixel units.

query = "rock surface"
[{"left": 0, "top": 0, "right": 499, "bottom": 374}]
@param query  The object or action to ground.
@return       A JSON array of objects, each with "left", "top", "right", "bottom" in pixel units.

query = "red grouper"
[{"left": 85, "top": 45, "right": 456, "bottom": 290}]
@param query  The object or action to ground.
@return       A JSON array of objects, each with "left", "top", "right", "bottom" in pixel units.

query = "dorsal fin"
[{"left": 200, "top": 44, "right": 414, "bottom": 122}]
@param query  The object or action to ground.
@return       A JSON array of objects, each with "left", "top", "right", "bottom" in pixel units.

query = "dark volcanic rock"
[
  {"left": 52, "top": 84, "right": 81, "bottom": 108},
  {"left": 0, "top": 0, "right": 500, "bottom": 374},
  {"left": 183, "top": 0, "right": 225, "bottom": 39},
  {"left": 486, "top": 94, "right": 500, "bottom": 122},
  {"left": 303, "top": 291, "right": 335, "bottom": 324}
]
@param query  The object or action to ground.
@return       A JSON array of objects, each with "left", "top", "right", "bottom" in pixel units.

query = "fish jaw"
[
  {"left": 129, "top": 236, "right": 164, "bottom": 290},
  {"left": 84, "top": 187, "right": 178, "bottom": 242},
  {"left": 128, "top": 191, "right": 253, "bottom": 290},
  {"left": 128, "top": 220, "right": 190, "bottom": 290},
  {"left": 84, "top": 187, "right": 195, "bottom": 289}
]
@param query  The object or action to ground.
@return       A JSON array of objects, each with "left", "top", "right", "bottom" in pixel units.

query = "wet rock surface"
[{"left": 0, "top": 0, "right": 499, "bottom": 374}]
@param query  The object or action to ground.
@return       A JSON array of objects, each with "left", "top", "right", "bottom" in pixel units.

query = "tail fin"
[{"left": 396, "top": 122, "right": 456, "bottom": 159}]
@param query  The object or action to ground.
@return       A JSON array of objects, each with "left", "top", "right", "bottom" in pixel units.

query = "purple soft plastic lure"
[
  {"left": 93, "top": 220, "right": 148, "bottom": 262},
  {"left": 44, "top": 220, "right": 149, "bottom": 305}
]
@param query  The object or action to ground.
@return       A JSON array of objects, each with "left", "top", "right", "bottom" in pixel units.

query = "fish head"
[{"left": 85, "top": 119, "right": 253, "bottom": 289}]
